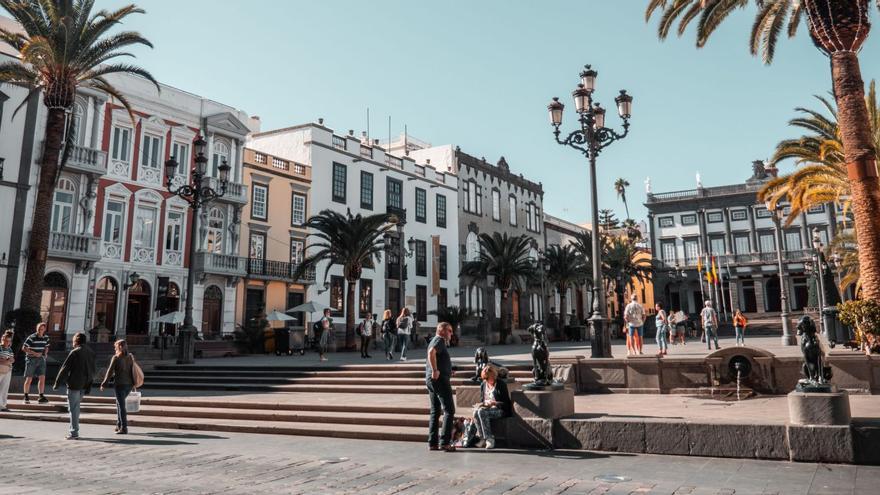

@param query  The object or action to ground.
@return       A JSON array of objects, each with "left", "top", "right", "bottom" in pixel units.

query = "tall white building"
[{"left": 248, "top": 124, "right": 460, "bottom": 329}]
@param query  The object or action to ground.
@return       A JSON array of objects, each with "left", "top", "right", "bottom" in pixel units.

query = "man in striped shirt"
[{"left": 22, "top": 322, "right": 50, "bottom": 404}]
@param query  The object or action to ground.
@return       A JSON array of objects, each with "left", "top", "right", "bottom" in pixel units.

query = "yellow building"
[{"left": 235, "top": 148, "right": 313, "bottom": 334}]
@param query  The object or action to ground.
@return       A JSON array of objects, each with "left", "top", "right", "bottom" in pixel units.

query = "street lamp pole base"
[
  {"left": 177, "top": 325, "right": 197, "bottom": 365},
  {"left": 589, "top": 315, "right": 612, "bottom": 358},
  {"left": 780, "top": 313, "right": 797, "bottom": 346}
]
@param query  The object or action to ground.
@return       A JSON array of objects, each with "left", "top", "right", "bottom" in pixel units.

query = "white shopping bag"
[{"left": 125, "top": 391, "right": 141, "bottom": 413}]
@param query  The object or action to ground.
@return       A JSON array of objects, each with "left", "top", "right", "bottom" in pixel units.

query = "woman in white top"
[{"left": 396, "top": 308, "right": 413, "bottom": 361}]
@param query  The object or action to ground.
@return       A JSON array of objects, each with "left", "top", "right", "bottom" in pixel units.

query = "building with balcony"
[
  {"left": 248, "top": 123, "right": 459, "bottom": 333},
  {"left": 645, "top": 161, "right": 842, "bottom": 317},
  {"left": 0, "top": 20, "right": 254, "bottom": 347},
  {"left": 236, "top": 148, "right": 313, "bottom": 331}
]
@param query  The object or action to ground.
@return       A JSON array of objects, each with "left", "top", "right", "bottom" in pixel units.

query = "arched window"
[
  {"left": 52, "top": 178, "right": 76, "bottom": 233},
  {"left": 212, "top": 140, "right": 230, "bottom": 178},
  {"left": 465, "top": 232, "right": 479, "bottom": 262},
  {"left": 206, "top": 208, "right": 225, "bottom": 253}
]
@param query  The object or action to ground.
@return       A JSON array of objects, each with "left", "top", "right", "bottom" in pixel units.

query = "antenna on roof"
[
  {"left": 388, "top": 115, "right": 392, "bottom": 154},
  {"left": 366, "top": 107, "right": 370, "bottom": 143},
  {"left": 404, "top": 124, "right": 408, "bottom": 156}
]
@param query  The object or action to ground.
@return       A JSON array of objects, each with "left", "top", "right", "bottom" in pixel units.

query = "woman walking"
[
  {"left": 100, "top": 339, "right": 135, "bottom": 434},
  {"left": 396, "top": 308, "right": 413, "bottom": 361},
  {"left": 733, "top": 310, "right": 748, "bottom": 347},
  {"left": 359, "top": 313, "right": 374, "bottom": 359},
  {"left": 381, "top": 309, "right": 397, "bottom": 360},
  {"left": 655, "top": 303, "right": 669, "bottom": 357},
  {"left": 473, "top": 365, "right": 511, "bottom": 449},
  {"left": 0, "top": 330, "right": 14, "bottom": 411}
]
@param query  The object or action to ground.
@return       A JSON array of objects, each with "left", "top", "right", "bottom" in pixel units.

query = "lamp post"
[
  {"left": 766, "top": 203, "right": 795, "bottom": 345},
  {"left": 812, "top": 227, "right": 832, "bottom": 340},
  {"left": 536, "top": 250, "right": 550, "bottom": 328},
  {"left": 548, "top": 64, "right": 632, "bottom": 358},
  {"left": 164, "top": 137, "right": 230, "bottom": 364}
]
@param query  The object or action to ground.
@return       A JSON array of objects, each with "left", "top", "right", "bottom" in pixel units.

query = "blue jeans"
[
  {"left": 474, "top": 406, "right": 505, "bottom": 441},
  {"left": 114, "top": 385, "right": 132, "bottom": 429},
  {"left": 426, "top": 378, "right": 455, "bottom": 447},
  {"left": 627, "top": 325, "right": 643, "bottom": 338},
  {"left": 705, "top": 326, "right": 719, "bottom": 350},
  {"left": 383, "top": 332, "right": 397, "bottom": 357},
  {"left": 399, "top": 334, "right": 409, "bottom": 359},
  {"left": 67, "top": 389, "right": 85, "bottom": 436},
  {"left": 656, "top": 324, "right": 668, "bottom": 352},
  {"left": 735, "top": 326, "right": 745, "bottom": 345}
]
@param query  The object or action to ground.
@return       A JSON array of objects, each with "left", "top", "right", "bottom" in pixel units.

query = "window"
[
  {"left": 133, "top": 204, "right": 158, "bottom": 253},
  {"left": 290, "top": 238, "right": 304, "bottom": 265},
  {"left": 509, "top": 196, "right": 517, "bottom": 225},
  {"left": 51, "top": 179, "right": 76, "bottom": 233},
  {"left": 709, "top": 237, "right": 726, "bottom": 256},
  {"left": 359, "top": 279, "right": 372, "bottom": 316},
  {"left": 683, "top": 238, "right": 700, "bottom": 264},
  {"left": 415, "top": 188, "right": 426, "bottom": 223},
  {"left": 206, "top": 208, "right": 225, "bottom": 253},
  {"left": 212, "top": 141, "right": 229, "bottom": 178},
  {"left": 387, "top": 177, "right": 402, "bottom": 209},
  {"left": 808, "top": 204, "right": 826, "bottom": 214},
  {"left": 249, "top": 232, "right": 266, "bottom": 260},
  {"left": 707, "top": 211, "right": 723, "bottom": 223},
  {"left": 438, "top": 287, "right": 448, "bottom": 311},
  {"left": 171, "top": 142, "right": 190, "bottom": 177},
  {"left": 759, "top": 232, "right": 776, "bottom": 252},
  {"left": 492, "top": 189, "right": 501, "bottom": 221},
  {"left": 463, "top": 180, "right": 481, "bottom": 214},
  {"left": 475, "top": 185, "right": 482, "bottom": 215},
  {"left": 291, "top": 193, "right": 306, "bottom": 225},
  {"left": 734, "top": 234, "right": 751, "bottom": 255},
  {"left": 141, "top": 134, "right": 163, "bottom": 170},
  {"left": 332, "top": 135, "right": 346, "bottom": 150},
  {"left": 103, "top": 200, "right": 125, "bottom": 243},
  {"left": 731, "top": 209, "right": 748, "bottom": 221},
  {"left": 415, "top": 240, "right": 427, "bottom": 277},
  {"left": 658, "top": 216, "right": 674, "bottom": 228},
  {"left": 436, "top": 194, "right": 446, "bottom": 228},
  {"left": 439, "top": 245, "right": 447, "bottom": 280},
  {"left": 111, "top": 127, "right": 131, "bottom": 161},
  {"left": 465, "top": 232, "right": 479, "bottom": 262},
  {"left": 251, "top": 184, "right": 268, "bottom": 220},
  {"left": 535, "top": 207, "right": 541, "bottom": 233},
  {"left": 526, "top": 203, "right": 534, "bottom": 231},
  {"left": 680, "top": 214, "right": 697, "bottom": 226},
  {"left": 785, "top": 231, "right": 802, "bottom": 251},
  {"left": 165, "top": 211, "right": 183, "bottom": 252},
  {"left": 416, "top": 285, "right": 427, "bottom": 322},
  {"left": 814, "top": 227, "right": 829, "bottom": 246},
  {"left": 330, "top": 276, "right": 345, "bottom": 315},
  {"left": 360, "top": 171, "right": 373, "bottom": 209},
  {"left": 661, "top": 240, "right": 676, "bottom": 263},
  {"left": 332, "top": 163, "right": 346, "bottom": 203},
  {"left": 755, "top": 207, "right": 773, "bottom": 219},
  {"left": 463, "top": 181, "right": 471, "bottom": 213}
]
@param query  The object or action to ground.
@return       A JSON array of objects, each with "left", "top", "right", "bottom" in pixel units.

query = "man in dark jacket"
[{"left": 53, "top": 333, "right": 95, "bottom": 440}]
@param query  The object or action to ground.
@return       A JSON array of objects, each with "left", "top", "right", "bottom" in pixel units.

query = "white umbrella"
[
  {"left": 265, "top": 310, "right": 297, "bottom": 322},
  {"left": 150, "top": 311, "right": 184, "bottom": 324},
  {"left": 286, "top": 301, "right": 330, "bottom": 314}
]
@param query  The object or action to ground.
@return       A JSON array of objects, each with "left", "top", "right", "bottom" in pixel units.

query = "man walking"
[
  {"left": 316, "top": 308, "right": 332, "bottom": 361},
  {"left": 623, "top": 294, "right": 645, "bottom": 356},
  {"left": 53, "top": 333, "right": 95, "bottom": 439},
  {"left": 701, "top": 300, "right": 720, "bottom": 351},
  {"left": 426, "top": 322, "right": 455, "bottom": 452},
  {"left": 22, "top": 322, "right": 50, "bottom": 404}
]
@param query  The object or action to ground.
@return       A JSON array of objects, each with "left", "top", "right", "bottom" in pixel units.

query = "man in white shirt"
[{"left": 623, "top": 295, "right": 645, "bottom": 356}]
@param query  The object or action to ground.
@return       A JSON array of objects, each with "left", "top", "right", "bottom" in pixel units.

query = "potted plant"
[{"left": 837, "top": 300, "right": 880, "bottom": 355}]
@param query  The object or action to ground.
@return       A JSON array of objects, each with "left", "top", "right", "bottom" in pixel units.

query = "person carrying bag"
[
  {"left": 396, "top": 308, "right": 413, "bottom": 361},
  {"left": 100, "top": 339, "right": 137, "bottom": 434}
]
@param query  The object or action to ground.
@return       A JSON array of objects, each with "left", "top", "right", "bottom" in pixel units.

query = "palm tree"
[
  {"left": 830, "top": 230, "right": 860, "bottom": 296},
  {"left": 759, "top": 82, "right": 880, "bottom": 224},
  {"left": 0, "top": 0, "right": 157, "bottom": 336},
  {"left": 294, "top": 210, "right": 394, "bottom": 349},
  {"left": 543, "top": 244, "right": 588, "bottom": 334},
  {"left": 603, "top": 237, "right": 653, "bottom": 322},
  {"left": 646, "top": 0, "right": 880, "bottom": 303},
  {"left": 614, "top": 178, "right": 631, "bottom": 219},
  {"left": 571, "top": 230, "right": 597, "bottom": 311},
  {"left": 461, "top": 233, "right": 535, "bottom": 344},
  {"left": 429, "top": 305, "right": 472, "bottom": 344}
]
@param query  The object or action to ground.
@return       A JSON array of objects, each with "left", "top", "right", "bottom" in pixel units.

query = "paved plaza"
[{"left": 2, "top": 418, "right": 877, "bottom": 495}]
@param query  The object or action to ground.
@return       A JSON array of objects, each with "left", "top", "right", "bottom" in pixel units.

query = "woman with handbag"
[
  {"left": 473, "top": 364, "right": 511, "bottom": 449},
  {"left": 381, "top": 309, "right": 397, "bottom": 360},
  {"left": 100, "top": 339, "right": 138, "bottom": 434},
  {"left": 0, "top": 330, "right": 15, "bottom": 412},
  {"left": 395, "top": 308, "right": 413, "bottom": 361}
]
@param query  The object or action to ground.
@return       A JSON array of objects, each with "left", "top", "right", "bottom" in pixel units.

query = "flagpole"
[
  {"left": 697, "top": 255, "right": 706, "bottom": 312},
  {"left": 711, "top": 256, "right": 722, "bottom": 321},
  {"left": 718, "top": 260, "right": 729, "bottom": 322},
  {"left": 725, "top": 259, "right": 735, "bottom": 314}
]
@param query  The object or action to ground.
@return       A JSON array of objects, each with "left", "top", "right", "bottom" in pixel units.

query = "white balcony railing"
[
  {"left": 65, "top": 144, "right": 108, "bottom": 176},
  {"left": 48, "top": 231, "right": 101, "bottom": 261},
  {"left": 200, "top": 176, "right": 248, "bottom": 204}
]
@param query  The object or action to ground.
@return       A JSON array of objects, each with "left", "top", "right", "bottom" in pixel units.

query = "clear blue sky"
[{"left": 101, "top": 0, "right": 880, "bottom": 224}]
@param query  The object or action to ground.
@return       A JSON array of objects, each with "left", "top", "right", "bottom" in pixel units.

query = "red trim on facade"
[
  {"left": 123, "top": 184, "right": 136, "bottom": 262},
  {"left": 156, "top": 199, "right": 167, "bottom": 265},
  {"left": 130, "top": 121, "right": 142, "bottom": 181}
]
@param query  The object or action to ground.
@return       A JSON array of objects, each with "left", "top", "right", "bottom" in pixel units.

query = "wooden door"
[
  {"left": 41, "top": 289, "right": 67, "bottom": 348},
  {"left": 202, "top": 286, "right": 223, "bottom": 340}
]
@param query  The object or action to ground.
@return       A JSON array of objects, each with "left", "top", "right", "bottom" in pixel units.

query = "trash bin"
[
  {"left": 275, "top": 327, "right": 291, "bottom": 355},
  {"left": 263, "top": 328, "right": 275, "bottom": 354},
  {"left": 822, "top": 307, "right": 848, "bottom": 345}
]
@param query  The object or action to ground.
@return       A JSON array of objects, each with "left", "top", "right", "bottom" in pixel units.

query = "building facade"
[
  {"left": 236, "top": 148, "right": 313, "bottom": 330},
  {"left": 543, "top": 213, "right": 589, "bottom": 324},
  {"left": 0, "top": 47, "right": 252, "bottom": 347},
  {"left": 248, "top": 123, "right": 460, "bottom": 332},
  {"left": 646, "top": 162, "right": 840, "bottom": 317}
]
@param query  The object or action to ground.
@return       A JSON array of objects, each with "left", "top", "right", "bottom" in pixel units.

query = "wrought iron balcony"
[
  {"left": 193, "top": 251, "right": 247, "bottom": 278},
  {"left": 64, "top": 144, "right": 108, "bottom": 176},
  {"left": 48, "top": 231, "right": 101, "bottom": 262},
  {"left": 386, "top": 205, "right": 407, "bottom": 225},
  {"left": 658, "top": 249, "right": 815, "bottom": 272},
  {"left": 199, "top": 176, "right": 248, "bottom": 205},
  {"left": 246, "top": 257, "right": 316, "bottom": 283}
]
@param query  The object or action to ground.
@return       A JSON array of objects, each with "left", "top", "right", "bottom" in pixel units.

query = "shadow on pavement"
[
  {"left": 80, "top": 437, "right": 197, "bottom": 446},
  {"left": 462, "top": 448, "right": 629, "bottom": 460},
  {"left": 0, "top": 434, "right": 23, "bottom": 439},
  {"left": 137, "top": 431, "right": 228, "bottom": 440}
]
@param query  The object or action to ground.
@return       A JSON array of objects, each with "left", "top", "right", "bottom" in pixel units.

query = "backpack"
[
  {"left": 398, "top": 317, "right": 410, "bottom": 330},
  {"left": 356, "top": 322, "right": 364, "bottom": 336},
  {"left": 312, "top": 321, "right": 322, "bottom": 336}
]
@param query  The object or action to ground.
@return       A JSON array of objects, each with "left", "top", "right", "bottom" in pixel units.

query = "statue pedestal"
[
  {"left": 787, "top": 389, "right": 851, "bottom": 426},
  {"left": 513, "top": 387, "right": 574, "bottom": 420}
]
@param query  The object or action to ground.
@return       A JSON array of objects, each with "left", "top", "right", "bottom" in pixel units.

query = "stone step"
[
  {"left": 139, "top": 382, "right": 429, "bottom": 394},
  {"left": 152, "top": 363, "right": 532, "bottom": 372},
  {"left": 142, "top": 375, "right": 523, "bottom": 387},
  {"left": 144, "top": 368, "right": 533, "bottom": 378}
]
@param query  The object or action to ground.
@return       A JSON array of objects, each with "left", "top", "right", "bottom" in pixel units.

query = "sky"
[{"left": 96, "top": 0, "right": 880, "bottom": 225}]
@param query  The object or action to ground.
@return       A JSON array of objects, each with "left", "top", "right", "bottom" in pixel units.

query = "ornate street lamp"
[
  {"left": 812, "top": 227, "right": 832, "bottom": 339},
  {"left": 164, "top": 136, "right": 230, "bottom": 364},
  {"left": 548, "top": 64, "right": 632, "bottom": 358},
  {"left": 766, "top": 202, "right": 795, "bottom": 346}
]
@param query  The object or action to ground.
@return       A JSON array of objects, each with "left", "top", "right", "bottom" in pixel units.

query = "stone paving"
[{"left": 2, "top": 418, "right": 877, "bottom": 494}]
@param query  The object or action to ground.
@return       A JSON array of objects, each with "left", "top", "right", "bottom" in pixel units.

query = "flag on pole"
[
  {"left": 697, "top": 256, "right": 703, "bottom": 276},
  {"left": 705, "top": 254, "right": 713, "bottom": 285},
  {"left": 711, "top": 256, "right": 720, "bottom": 286}
]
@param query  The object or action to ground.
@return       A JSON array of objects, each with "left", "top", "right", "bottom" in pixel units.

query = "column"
[
  {"left": 647, "top": 213, "right": 657, "bottom": 255},
  {"left": 723, "top": 208, "right": 733, "bottom": 254},
  {"left": 728, "top": 278, "right": 740, "bottom": 313},
  {"left": 747, "top": 206, "right": 758, "bottom": 253},
  {"left": 753, "top": 275, "right": 767, "bottom": 313},
  {"left": 827, "top": 203, "right": 837, "bottom": 237},
  {"left": 800, "top": 212, "right": 810, "bottom": 251},
  {"left": 236, "top": 140, "right": 245, "bottom": 184},
  {"left": 697, "top": 209, "right": 708, "bottom": 254},
  {"left": 91, "top": 98, "right": 106, "bottom": 149}
]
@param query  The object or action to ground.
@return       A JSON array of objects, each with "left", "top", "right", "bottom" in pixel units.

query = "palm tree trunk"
[
  {"left": 559, "top": 286, "right": 568, "bottom": 328},
  {"left": 19, "top": 108, "right": 67, "bottom": 332},
  {"left": 623, "top": 199, "right": 631, "bottom": 220},
  {"left": 830, "top": 51, "right": 880, "bottom": 302},
  {"left": 345, "top": 278, "right": 357, "bottom": 350},
  {"left": 500, "top": 290, "right": 509, "bottom": 345}
]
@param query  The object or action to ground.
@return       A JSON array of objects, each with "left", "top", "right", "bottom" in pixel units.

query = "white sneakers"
[{"left": 485, "top": 438, "right": 496, "bottom": 449}]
